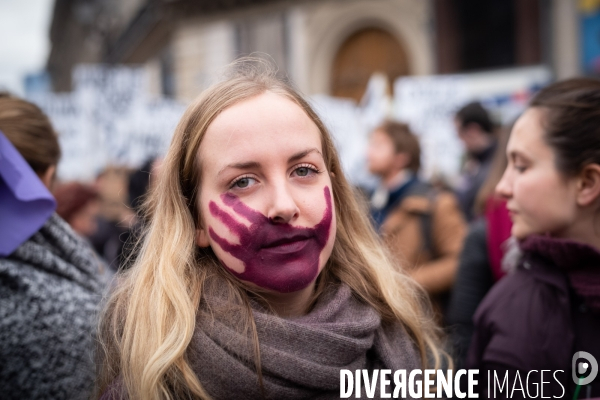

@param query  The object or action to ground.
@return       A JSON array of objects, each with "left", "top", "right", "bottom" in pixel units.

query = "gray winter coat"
[{"left": 0, "top": 214, "right": 108, "bottom": 399}]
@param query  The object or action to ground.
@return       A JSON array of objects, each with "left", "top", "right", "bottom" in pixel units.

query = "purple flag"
[{"left": 0, "top": 130, "right": 56, "bottom": 256}]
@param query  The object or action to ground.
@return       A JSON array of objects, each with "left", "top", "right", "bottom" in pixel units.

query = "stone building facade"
[{"left": 47, "top": 0, "right": 581, "bottom": 103}]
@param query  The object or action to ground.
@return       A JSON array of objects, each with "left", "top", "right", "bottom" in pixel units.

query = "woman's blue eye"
[
  {"left": 232, "top": 177, "right": 255, "bottom": 188},
  {"left": 294, "top": 165, "right": 318, "bottom": 177},
  {"left": 296, "top": 167, "right": 309, "bottom": 176},
  {"left": 236, "top": 178, "right": 250, "bottom": 188}
]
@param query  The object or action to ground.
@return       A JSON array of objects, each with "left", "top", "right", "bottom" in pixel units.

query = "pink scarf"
[{"left": 484, "top": 197, "right": 512, "bottom": 281}]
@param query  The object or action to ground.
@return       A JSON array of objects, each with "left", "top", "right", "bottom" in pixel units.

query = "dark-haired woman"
[{"left": 467, "top": 78, "right": 600, "bottom": 399}]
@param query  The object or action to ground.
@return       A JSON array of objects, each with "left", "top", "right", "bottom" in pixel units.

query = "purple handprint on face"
[{"left": 208, "top": 186, "right": 333, "bottom": 293}]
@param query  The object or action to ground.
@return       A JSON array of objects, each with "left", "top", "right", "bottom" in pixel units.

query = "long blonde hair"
[{"left": 96, "top": 59, "right": 445, "bottom": 399}]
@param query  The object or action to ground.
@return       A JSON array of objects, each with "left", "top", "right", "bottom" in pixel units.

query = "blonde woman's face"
[{"left": 196, "top": 91, "right": 336, "bottom": 294}]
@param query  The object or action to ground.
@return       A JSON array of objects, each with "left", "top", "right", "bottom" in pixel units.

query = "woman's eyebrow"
[
  {"left": 217, "top": 148, "right": 322, "bottom": 176},
  {"left": 508, "top": 149, "right": 530, "bottom": 162},
  {"left": 288, "top": 148, "right": 322, "bottom": 163},
  {"left": 217, "top": 161, "right": 260, "bottom": 176}
]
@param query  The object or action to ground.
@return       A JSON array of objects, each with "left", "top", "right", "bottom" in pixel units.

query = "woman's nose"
[
  {"left": 495, "top": 167, "right": 513, "bottom": 199},
  {"left": 267, "top": 184, "right": 299, "bottom": 224}
]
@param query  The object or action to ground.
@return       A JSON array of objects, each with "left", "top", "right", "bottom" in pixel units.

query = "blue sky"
[{"left": 0, "top": 0, "right": 54, "bottom": 95}]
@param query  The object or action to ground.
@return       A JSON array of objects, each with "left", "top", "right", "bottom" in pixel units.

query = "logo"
[{"left": 572, "top": 351, "right": 598, "bottom": 386}]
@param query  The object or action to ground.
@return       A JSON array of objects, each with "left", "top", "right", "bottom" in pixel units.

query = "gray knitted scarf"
[
  {"left": 188, "top": 283, "right": 421, "bottom": 399},
  {"left": 0, "top": 214, "right": 108, "bottom": 399}
]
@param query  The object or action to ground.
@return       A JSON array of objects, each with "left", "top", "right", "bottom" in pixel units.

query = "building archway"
[{"left": 331, "top": 27, "right": 409, "bottom": 102}]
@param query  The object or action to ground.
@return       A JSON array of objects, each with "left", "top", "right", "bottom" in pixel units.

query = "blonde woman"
[{"left": 96, "top": 60, "right": 445, "bottom": 399}]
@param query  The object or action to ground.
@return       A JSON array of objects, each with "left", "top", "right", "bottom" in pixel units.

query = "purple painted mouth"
[
  {"left": 208, "top": 186, "right": 333, "bottom": 293},
  {"left": 263, "top": 234, "right": 311, "bottom": 249}
]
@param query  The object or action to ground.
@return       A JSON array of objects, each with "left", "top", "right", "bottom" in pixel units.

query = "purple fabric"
[
  {"left": 0, "top": 130, "right": 56, "bottom": 257},
  {"left": 520, "top": 234, "right": 600, "bottom": 312},
  {"left": 484, "top": 197, "right": 511, "bottom": 282},
  {"left": 467, "top": 234, "right": 600, "bottom": 397}
]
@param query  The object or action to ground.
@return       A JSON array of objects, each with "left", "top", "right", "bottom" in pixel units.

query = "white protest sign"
[
  {"left": 30, "top": 65, "right": 185, "bottom": 181},
  {"left": 393, "top": 65, "right": 551, "bottom": 182}
]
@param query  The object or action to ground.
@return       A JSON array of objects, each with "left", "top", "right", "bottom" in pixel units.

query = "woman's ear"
[
  {"left": 577, "top": 164, "right": 600, "bottom": 207},
  {"left": 195, "top": 228, "right": 210, "bottom": 248},
  {"left": 40, "top": 165, "right": 56, "bottom": 190}
]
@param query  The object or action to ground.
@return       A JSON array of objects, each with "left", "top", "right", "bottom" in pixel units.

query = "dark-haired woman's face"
[
  {"left": 496, "top": 107, "right": 579, "bottom": 239},
  {"left": 195, "top": 92, "right": 336, "bottom": 296}
]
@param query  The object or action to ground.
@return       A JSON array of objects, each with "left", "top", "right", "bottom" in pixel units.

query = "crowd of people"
[{"left": 1, "top": 59, "right": 600, "bottom": 399}]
